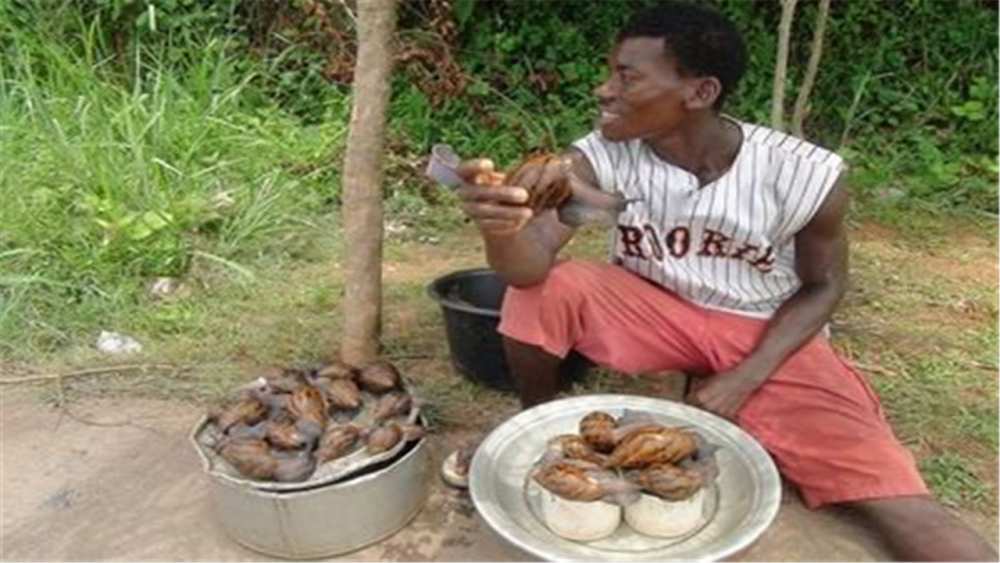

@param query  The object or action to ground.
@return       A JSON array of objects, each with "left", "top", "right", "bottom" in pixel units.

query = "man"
[{"left": 446, "top": 2, "right": 996, "bottom": 560}]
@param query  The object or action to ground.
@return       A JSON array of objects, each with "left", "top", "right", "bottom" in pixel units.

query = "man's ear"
[{"left": 684, "top": 77, "right": 722, "bottom": 110}]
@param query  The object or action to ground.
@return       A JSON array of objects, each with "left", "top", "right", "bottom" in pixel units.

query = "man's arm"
[
  {"left": 457, "top": 149, "right": 598, "bottom": 288},
  {"left": 688, "top": 176, "right": 850, "bottom": 418},
  {"left": 481, "top": 209, "right": 576, "bottom": 288},
  {"left": 745, "top": 176, "right": 850, "bottom": 370}
]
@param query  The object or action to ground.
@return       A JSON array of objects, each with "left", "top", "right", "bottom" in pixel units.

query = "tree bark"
[
  {"left": 791, "top": 0, "right": 832, "bottom": 138},
  {"left": 340, "top": 0, "right": 399, "bottom": 365},
  {"left": 771, "top": 0, "right": 800, "bottom": 131}
]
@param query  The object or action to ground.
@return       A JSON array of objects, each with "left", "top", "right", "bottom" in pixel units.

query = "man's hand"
[
  {"left": 455, "top": 156, "right": 573, "bottom": 237},
  {"left": 455, "top": 158, "right": 532, "bottom": 236},
  {"left": 453, "top": 152, "right": 588, "bottom": 288},
  {"left": 685, "top": 363, "right": 769, "bottom": 420}
]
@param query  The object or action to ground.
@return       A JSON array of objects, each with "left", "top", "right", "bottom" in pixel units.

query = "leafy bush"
[
  {"left": 413, "top": 0, "right": 997, "bottom": 211},
  {"left": 0, "top": 0, "right": 996, "bottom": 353}
]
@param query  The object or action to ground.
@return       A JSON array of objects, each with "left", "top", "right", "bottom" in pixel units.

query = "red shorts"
[{"left": 498, "top": 261, "right": 928, "bottom": 508}]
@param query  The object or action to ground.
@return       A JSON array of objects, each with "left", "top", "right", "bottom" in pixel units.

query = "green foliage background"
[{"left": 0, "top": 0, "right": 997, "bottom": 352}]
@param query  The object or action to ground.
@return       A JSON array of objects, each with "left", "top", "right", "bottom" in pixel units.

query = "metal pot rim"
[{"left": 206, "top": 436, "right": 427, "bottom": 499}]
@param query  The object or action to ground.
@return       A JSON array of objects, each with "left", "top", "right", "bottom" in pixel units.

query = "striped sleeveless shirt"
[{"left": 572, "top": 119, "right": 847, "bottom": 318}]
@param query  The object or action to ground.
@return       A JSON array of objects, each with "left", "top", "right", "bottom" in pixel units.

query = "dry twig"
[{"left": 0, "top": 364, "right": 180, "bottom": 385}]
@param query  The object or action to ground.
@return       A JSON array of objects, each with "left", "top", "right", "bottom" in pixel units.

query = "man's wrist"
[
  {"left": 739, "top": 353, "right": 780, "bottom": 384},
  {"left": 482, "top": 229, "right": 522, "bottom": 242}
]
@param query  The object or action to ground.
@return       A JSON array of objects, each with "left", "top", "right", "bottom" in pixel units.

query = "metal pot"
[{"left": 201, "top": 436, "right": 430, "bottom": 559}]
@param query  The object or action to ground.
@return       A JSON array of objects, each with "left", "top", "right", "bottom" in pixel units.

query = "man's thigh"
[
  {"left": 499, "top": 261, "right": 714, "bottom": 375},
  {"left": 733, "top": 338, "right": 926, "bottom": 508}
]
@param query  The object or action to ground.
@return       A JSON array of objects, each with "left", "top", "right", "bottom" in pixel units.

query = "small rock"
[
  {"left": 385, "top": 221, "right": 408, "bottom": 236},
  {"left": 42, "top": 489, "right": 76, "bottom": 511},
  {"left": 875, "top": 187, "right": 906, "bottom": 200},
  {"left": 211, "top": 191, "right": 236, "bottom": 211},
  {"left": 147, "top": 277, "right": 190, "bottom": 300},
  {"left": 96, "top": 331, "right": 143, "bottom": 355}
]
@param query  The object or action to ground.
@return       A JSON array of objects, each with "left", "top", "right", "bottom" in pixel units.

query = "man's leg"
[
  {"left": 503, "top": 336, "right": 562, "bottom": 409},
  {"left": 700, "top": 308, "right": 995, "bottom": 561},
  {"left": 497, "top": 262, "right": 711, "bottom": 376},
  {"left": 848, "top": 496, "right": 997, "bottom": 561}
]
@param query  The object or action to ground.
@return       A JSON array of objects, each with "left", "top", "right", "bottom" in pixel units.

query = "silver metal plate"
[{"left": 469, "top": 395, "right": 781, "bottom": 562}]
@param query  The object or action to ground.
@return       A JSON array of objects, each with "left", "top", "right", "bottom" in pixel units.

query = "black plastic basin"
[{"left": 427, "top": 268, "right": 589, "bottom": 392}]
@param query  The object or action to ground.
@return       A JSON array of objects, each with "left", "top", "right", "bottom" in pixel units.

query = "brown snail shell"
[
  {"left": 266, "top": 420, "right": 310, "bottom": 450},
  {"left": 218, "top": 438, "right": 277, "bottom": 480},
  {"left": 372, "top": 392, "right": 412, "bottom": 422},
  {"left": 262, "top": 367, "right": 309, "bottom": 393},
  {"left": 365, "top": 424, "right": 403, "bottom": 454},
  {"left": 532, "top": 460, "right": 604, "bottom": 502},
  {"left": 213, "top": 392, "right": 267, "bottom": 433},
  {"left": 509, "top": 153, "right": 574, "bottom": 214},
  {"left": 317, "top": 378, "right": 362, "bottom": 411},
  {"left": 357, "top": 361, "right": 401, "bottom": 394},
  {"left": 288, "top": 386, "right": 327, "bottom": 423},
  {"left": 603, "top": 427, "right": 697, "bottom": 470},
  {"left": 315, "top": 425, "right": 361, "bottom": 462},
  {"left": 315, "top": 360, "right": 359, "bottom": 381},
  {"left": 579, "top": 411, "right": 618, "bottom": 454},
  {"left": 631, "top": 463, "right": 704, "bottom": 501},
  {"left": 552, "top": 434, "right": 605, "bottom": 465},
  {"left": 288, "top": 386, "right": 327, "bottom": 438}
]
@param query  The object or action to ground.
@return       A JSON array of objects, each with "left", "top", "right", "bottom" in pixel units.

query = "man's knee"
[
  {"left": 504, "top": 261, "right": 592, "bottom": 313},
  {"left": 544, "top": 261, "right": 598, "bottom": 294}
]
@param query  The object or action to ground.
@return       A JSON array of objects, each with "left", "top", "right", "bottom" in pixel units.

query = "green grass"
[
  {"left": 840, "top": 237, "right": 998, "bottom": 511},
  {"left": 850, "top": 194, "right": 1000, "bottom": 244},
  {"left": 870, "top": 351, "right": 997, "bottom": 447},
  {"left": 921, "top": 453, "right": 994, "bottom": 509},
  {"left": 23, "top": 223, "right": 341, "bottom": 399},
  {"left": 0, "top": 8, "right": 348, "bottom": 358}
]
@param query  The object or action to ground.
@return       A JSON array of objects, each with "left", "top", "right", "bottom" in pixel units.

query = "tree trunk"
[
  {"left": 340, "top": 0, "right": 399, "bottom": 365},
  {"left": 791, "top": 0, "right": 832, "bottom": 138},
  {"left": 771, "top": 0, "right": 799, "bottom": 131}
]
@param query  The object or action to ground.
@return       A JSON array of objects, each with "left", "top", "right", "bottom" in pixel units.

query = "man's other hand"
[{"left": 685, "top": 364, "right": 768, "bottom": 420}]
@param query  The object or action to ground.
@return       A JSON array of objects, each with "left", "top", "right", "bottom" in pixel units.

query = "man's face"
[{"left": 594, "top": 37, "right": 702, "bottom": 141}]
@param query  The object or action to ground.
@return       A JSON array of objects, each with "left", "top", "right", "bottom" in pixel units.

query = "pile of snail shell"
[{"left": 207, "top": 360, "right": 424, "bottom": 483}]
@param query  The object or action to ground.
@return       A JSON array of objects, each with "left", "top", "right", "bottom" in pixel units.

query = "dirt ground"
[{"left": 1, "top": 387, "right": 996, "bottom": 562}]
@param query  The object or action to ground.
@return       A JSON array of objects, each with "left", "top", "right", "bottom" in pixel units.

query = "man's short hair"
[{"left": 618, "top": 1, "right": 747, "bottom": 108}]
